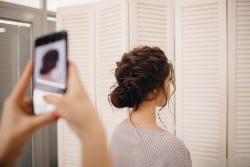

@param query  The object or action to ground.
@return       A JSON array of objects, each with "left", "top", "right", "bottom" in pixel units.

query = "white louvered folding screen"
[
  {"left": 56, "top": 4, "right": 95, "bottom": 167},
  {"left": 129, "top": 0, "right": 169, "bottom": 54},
  {"left": 129, "top": 0, "right": 175, "bottom": 133},
  {"left": 228, "top": 0, "right": 250, "bottom": 166},
  {"left": 95, "top": 0, "right": 129, "bottom": 140},
  {"left": 175, "top": 0, "right": 227, "bottom": 166}
]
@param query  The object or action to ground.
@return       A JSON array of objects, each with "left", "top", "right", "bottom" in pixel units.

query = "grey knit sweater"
[{"left": 109, "top": 121, "right": 192, "bottom": 167}]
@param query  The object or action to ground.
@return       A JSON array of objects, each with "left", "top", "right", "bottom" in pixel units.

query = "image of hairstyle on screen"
[{"left": 40, "top": 49, "right": 59, "bottom": 76}]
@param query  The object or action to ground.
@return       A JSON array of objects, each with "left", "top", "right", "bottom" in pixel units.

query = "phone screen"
[{"left": 33, "top": 31, "right": 67, "bottom": 115}]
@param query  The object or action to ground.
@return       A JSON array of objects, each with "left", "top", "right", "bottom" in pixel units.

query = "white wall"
[{"left": 56, "top": 0, "right": 250, "bottom": 166}]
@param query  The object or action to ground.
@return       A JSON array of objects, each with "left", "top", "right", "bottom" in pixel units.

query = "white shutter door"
[
  {"left": 57, "top": 4, "right": 95, "bottom": 167},
  {"left": 228, "top": 0, "right": 250, "bottom": 166},
  {"left": 129, "top": 0, "right": 170, "bottom": 54},
  {"left": 129, "top": 0, "right": 175, "bottom": 133},
  {"left": 96, "top": 0, "right": 129, "bottom": 140},
  {"left": 175, "top": 0, "right": 227, "bottom": 167}
]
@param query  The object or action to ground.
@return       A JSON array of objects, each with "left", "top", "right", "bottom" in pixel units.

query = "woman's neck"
[
  {"left": 41, "top": 72, "right": 52, "bottom": 80},
  {"left": 129, "top": 100, "right": 158, "bottom": 128}
]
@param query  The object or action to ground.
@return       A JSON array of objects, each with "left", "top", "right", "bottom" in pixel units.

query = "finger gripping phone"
[{"left": 33, "top": 31, "right": 68, "bottom": 115}]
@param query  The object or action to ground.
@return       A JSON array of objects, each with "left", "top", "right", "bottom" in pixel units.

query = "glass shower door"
[{"left": 0, "top": 19, "right": 32, "bottom": 167}]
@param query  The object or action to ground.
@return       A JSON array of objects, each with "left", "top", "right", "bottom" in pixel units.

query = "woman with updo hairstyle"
[
  {"left": 39, "top": 49, "right": 59, "bottom": 81},
  {"left": 109, "top": 46, "right": 192, "bottom": 167}
]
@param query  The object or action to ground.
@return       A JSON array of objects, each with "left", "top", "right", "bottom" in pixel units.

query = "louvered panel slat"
[
  {"left": 182, "top": 1, "right": 220, "bottom": 161},
  {"left": 61, "top": 120, "right": 81, "bottom": 167},
  {"left": 96, "top": 0, "right": 128, "bottom": 140},
  {"left": 176, "top": 0, "right": 227, "bottom": 166},
  {"left": 228, "top": 0, "right": 250, "bottom": 165},
  {"left": 133, "top": 0, "right": 168, "bottom": 54},
  {"left": 130, "top": 0, "right": 174, "bottom": 132},
  {"left": 235, "top": 0, "right": 250, "bottom": 159},
  {"left": 57, "top": 4, "right": 95, "bottom": 167}
]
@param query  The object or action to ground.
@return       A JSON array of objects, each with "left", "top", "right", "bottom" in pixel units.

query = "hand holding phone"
[{"left": 33, "top": 31, "right": 68, "bottom": 115}]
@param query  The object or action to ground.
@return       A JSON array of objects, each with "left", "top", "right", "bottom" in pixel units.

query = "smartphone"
[{"left": 33, "top": 31, "right": 68, "bottom": 115}]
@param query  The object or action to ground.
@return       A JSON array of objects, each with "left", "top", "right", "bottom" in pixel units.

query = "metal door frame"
[{"left": 0, "top": 1, "right": 55, "bottom": 167}]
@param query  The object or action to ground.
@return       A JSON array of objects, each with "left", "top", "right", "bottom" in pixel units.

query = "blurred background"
[{"left": 0, "top": 0, "right": 249, "bottom": 167}]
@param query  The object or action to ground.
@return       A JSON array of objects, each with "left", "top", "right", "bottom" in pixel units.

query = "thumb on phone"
[
  {"left": 44, "top": 95, "right": 62, "bottom": 106},
  {"left": 30, "top": 112, "right": 59, "bottom": 130},
  {"left": 44, "top": 95, "right": 67, "bottom": 117}
]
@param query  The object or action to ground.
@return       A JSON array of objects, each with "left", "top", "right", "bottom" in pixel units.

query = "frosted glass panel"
[
  {"left": 1, "top": 0, "right": 40, "bottom": 8},
  {"left": 47, "top": 0, "right": 100, "bottom": 11},
  {"left": 0, "top": 19, "right": 32, "bottom": 167}
]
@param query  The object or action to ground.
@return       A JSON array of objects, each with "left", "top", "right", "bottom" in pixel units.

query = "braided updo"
[{"left": 109, "top": 46, "right": 175, "bottom": 110}]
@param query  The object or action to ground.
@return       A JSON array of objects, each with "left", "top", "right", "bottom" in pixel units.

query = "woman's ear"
[
  {"left": 154, "top": 93, "right": 163, "bottom": 107},
  {"left": 155, "top": 87, "right": 170, "bottom": 107},
  {"left": 153, "top": 88, "right": 161, "bottom": 99},
  {"left": 145, "top": 88, "right": 158, "bottom": 100}
]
